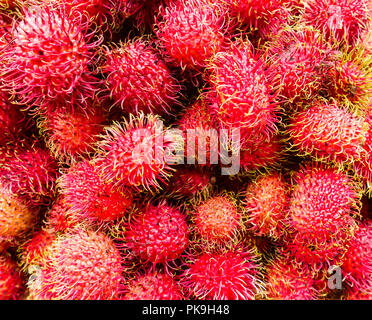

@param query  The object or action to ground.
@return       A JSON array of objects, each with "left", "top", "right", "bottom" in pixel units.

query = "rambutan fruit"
[
  {"left": 164, "top": 167, "right": 212, "bottom": 199},
  {"left": 344, "top": 280, "right": 372, "bottom": 300},
  {"left": 44, "top": 196, "right": 78, "bottom": 232},
  {"left": 264, "top": 254, "right": 320, "bottom": 300},
  {"left": 341, "top": 220, "right": 372, "bottom": 290},
  {"left": 208, "top": 41, "right": 278, "bottom": 140},
  {"left": 155, "top": 0, "right": 227, "bottom": 69},
  {"left": 100, "top": 38, "right": 180, "bottom": 115},
  {"left": 286, "top": 163, "right": 361, "bottom": 269},
  {"left": 123, "top": 270, "right": 184, "bottom": 300},
  {"left": 245, "top": 172, "right": 290, "bottom": 240},
  {"left": 265, "top": 26, "right": 330, "bottom": 106},
  {"left": 190, "top": 193, "right": 243, "bottom": 245},
  {"left": 287, "top": 100, "right": 368, "bottom": 165},
  {"left": 0, "top": 6, "right": 102, "bottom": 112},
  {"left": 96, "top": 113, "right": 178, "bottom": 192},
  {"left": 130, "top": 0, "right": 168, "bottom": 30},
  {"left": 324, "top": 47, "right": 372, "bottom": 114},
  {"left": 0, "top": 141, "right": 59, "bottom": 206},
  {"left": 180, "top": 246, "right": 263, "bottom": 300},
  {"left": 0, "top": 93, "right": 30, "bottom": 146},
  {"left": 301, "top": 0, "right": 371, "bottom": 45},
  {"left": 58, "top": 160, "right": 133, "bottom": 224},
  {"left": 0, "top": 253, "right": 25, "bottom": 300},
  {"left": 124, "top": 201, "right": 189, "bottom": 265},
  {"left": 38, "top": 102, "right": 107, "bottom": 164},
  {"left": 28, "top": 227, "right": 124, "bottom": 300},
  {"left": 177, "top": 97, "right": 219, "bottom": 166},
  {"left": 240, "top": 132, "right": 284, "bottom": 173},
  {"left": 0, "top": 182, "right": 39, "bottom": 245}
]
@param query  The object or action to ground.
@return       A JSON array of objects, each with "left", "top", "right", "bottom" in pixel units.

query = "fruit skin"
[
  {"left": 37, "top": 102, "right": 107, "bottom": 164},
  {"left": 0, "top": 141, "right": 59, "bottom": 206},
  {"left": 180, "top": 246, "right": 263, "bottom": 300},
  {"left": 301, "top": 0, "right": 371, "bottom": 45},
  {"left": 0, "top": 253, "right": 25, "bottom": 300},
  {"left": 191, "top": 194, "right": 242, "bottom": 245},
  {"left": 155, "top": 0, "right": 227, "bottom": 69},
  {"left": 28, "top": 228, "right": 124, "bottom": 300},
  {"left": 287, "top": 100, "right": 368, "bottom": 165},
  {"left": 264, "top": 254, "right": 320, "bottom": 300},
  {"left": 96, "top": 112, "right": 178, "bottom": 192},
  {"left": 285, "top": 163, "right": 360, "bottom": 269},
  {"left": 124, "top": 202, "right": 189, "bottom": 265},
  {"left": 44, "top": 196, "right": 78, "bottom": 232},
  {"left": 58, "top": 160, "right": 133, "bottom": 224},
  {"left": 245, "top": 172, "right": 290, "bottom": 240},
  {"left": 101, "top": 39, "right": 180, "bottom": 115},
  {"left": 341, "top": 220, "right": 372, "bottom": 290},
  {"left": 123, "top": 270, "right": 184, "bottom": 300},
  {"left": 265, "top": 26, "right": 330, "bottom": 106},
  {"left": 0, "top": 182, "right": 39, "bottom": 245},
  {"left": 0, "top": 6, "right": 102, "bottom": 112},
  {"left": 208, "top": 41, "right": 278, "bottom": 143}
]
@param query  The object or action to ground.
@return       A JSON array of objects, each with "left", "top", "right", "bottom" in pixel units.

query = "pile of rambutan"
[{"left": 0, "top": 0, "right": 370, "bottom": 301}]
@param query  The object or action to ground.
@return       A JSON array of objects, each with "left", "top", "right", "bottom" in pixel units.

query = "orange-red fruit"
[
  {"left": 0, "top": 6, "right": 101, "bottom": 111},
  {"left": 287, "top": 164, "right": 360, "bottom": 268},
  {"left": 342, "top": 220, "right": 372, "bottom": 289},
  {"left": 180, "top": 247, "right": 262, "bottom": 300},
  {"left": 266, "top": 27, "right": 329, "bottom": 105},
  {"left": 301, "top": 0, "right": 370, "bottom": 45},
  {"left": 155, "top": 0, "right": 227, "bottom": 69},
  {"left": 45, "top": 196, "right": 77, "bottom": 232},
  {"left": 193, "top": 195, "right": 242, "bottom": 244},
  {"left": 125, "top": 202, "right": 189, "bottom": 264},
  {"left": 101, "top": 39, "right": 180, "bottom": 114},
  {"left": 245, "top": 172, "right": 289, "bottom": 240},
  {"left": 265, "top": 254, "right": 319, "bottom": 300},
  {"left": 288, "top": 100, "right": 368, "bottom": 164},
  {"left": 96, "top": 113, "right": 177, "bottom": 191},
  {"left": 28, "top": 228, "right": 124, "bottom": 300},
  {"left": 124, "top": 271, "right": 184, "bottom": 300},
  {"left": 58, "top": 160, "right": 133, "bottom": 224},
  {"left": 208, "top": 41, "right": 278, "bottom": 140},
  {"left": 38, "top": 105, "right": 106, "bottom": 164},
  {"left": 0, "top": 183, "right": 39, "bottom": 244},
  {"left": 0, "top": 254, "right": 25, "bottom": 300},
  {"left": 0, "top": 142, "right": 59, "bottom": 206}
]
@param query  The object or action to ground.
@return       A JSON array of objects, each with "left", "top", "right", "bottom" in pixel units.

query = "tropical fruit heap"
[{"left": 0, "top": 0, "right": 371, "bottom": 301}]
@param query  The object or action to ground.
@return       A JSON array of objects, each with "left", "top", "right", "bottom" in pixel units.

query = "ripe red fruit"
[
  {"left": 0, "top": 254, "right": 25, "bottom": 300},
  {"left": 28, "top": 228, "right": 124, "bottom": 300},
  {"left": 101, "top": 39, "right": 180, "bottom": 115},
  {"left": 44, "top": 196, "right": 78, "bottom": 232},
  {"left": 125, "top": 202, "right": 189, "bottom": 265},
  {"left": 266, "top": 27, "right": 330, "bottom": 106},
  {"left": 0, "top": 6, "right": 102, "bottom": 111},
  {"left": 342, "top": 220, "right": 372, "bottom": 289},
  {"left": 155, "top": 0, "right": 227, "bottom": 69},
  {"left": 288, "top": 100, "right": 368, "bottom": 165},
  {"left": 38, "top": 104, "right": 106, "bottom": 164},
  {"left": 180, "top": 247, "right": 263, "bottom": 300},
  {"left": 191, "top": 194, "right": 242, "bottom": 245},
  {"left": 58, "top": 160, "right": 133, "bottom": 224},
  {"left": 177, "top": 98, "right": 219, "bottom": 166},
  {"left": 124, "top": 270, "right": 184, "bottom": 300},
  {"left": 301, "top": 0, "right": 370, "bottom": 45},
  {"left": 0, "top": 142, "right": 59, "bottom": 206},
  {"left": 245, "top": 172, "right": 290, "bottom": 240},
  {"left": 264, "top": 254, "right": 319, "bottom": 300},
  {"left": 0, "top": 183, "right": 39, "bottom": 245},
  {"left": 286, "top": 163, "right": 360, "bottom": 268},
  {"left": 96, "top": 113, "right": 177, "bottom": 191},
  {"left": 208, "top": 41, "right": 278, "bottom": 142}
]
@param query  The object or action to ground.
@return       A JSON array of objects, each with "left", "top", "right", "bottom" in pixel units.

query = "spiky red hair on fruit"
[{"left": 0, "top": 253, "right": 25, "bottom": 300}]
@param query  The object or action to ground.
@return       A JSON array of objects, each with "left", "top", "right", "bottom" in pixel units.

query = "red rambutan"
[
  {"left": 124, "top": 201, "right": 189, "bottom": 265},
  {"left": 101, "top": 39, "right": 180, "bottom": 115},
  {"left": 28, "top": 227, "right": 124, "bottom": 300},
  {"left": 0, "top": 253, "right": 25, "bottom": 300}
]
